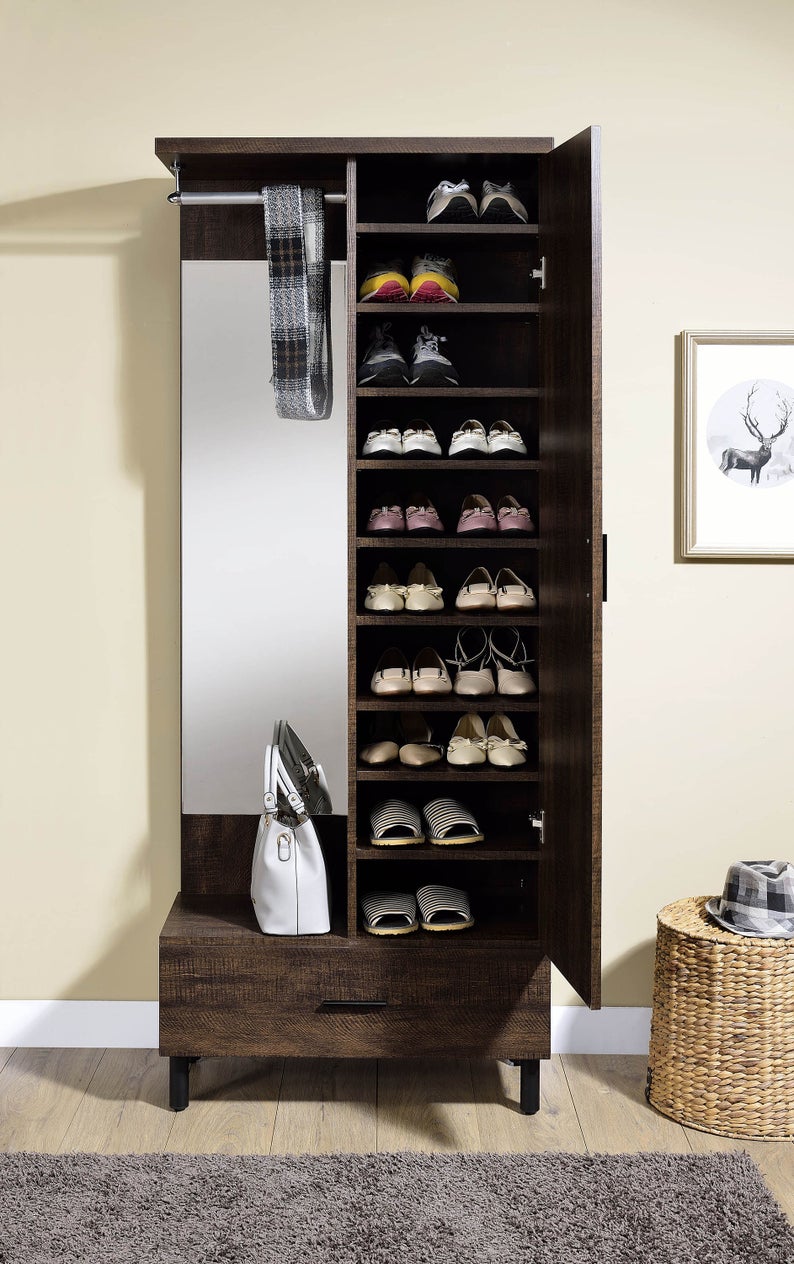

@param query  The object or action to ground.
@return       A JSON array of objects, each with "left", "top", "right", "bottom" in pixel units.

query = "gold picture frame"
[{"left": 681, "top": 330, "right": 794, "bottom": 559}]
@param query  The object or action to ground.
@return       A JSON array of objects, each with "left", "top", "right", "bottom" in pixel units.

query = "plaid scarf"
[{"left": 263, "top": 184, "right": 332, "bottom": 420}]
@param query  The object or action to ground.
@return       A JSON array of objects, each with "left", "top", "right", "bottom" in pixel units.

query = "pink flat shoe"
[
  {"left": 367, "top": 504, "right": 405, "bottom": 535},
  {"left": 457, "top": 494, "right": 497, "bottom": 535},
  {"left": 497, "top": 495, "right": 535, "bottom": 534},
  {"left": 405, "top": 495, "right": 444, "bottom": 535}
]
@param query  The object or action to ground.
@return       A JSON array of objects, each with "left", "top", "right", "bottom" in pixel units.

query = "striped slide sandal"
[
  {"left": 369, "top": 799, "right": 425, "bottom": 847},
  {"left": 416, "top": 884, "right": 474, "bottom": 932},
  {"left": 422, "top": 798, "right": 484, "bottom": 846},
  {"left": 361, "top": 891, "right": 418, "bottom": 936}
]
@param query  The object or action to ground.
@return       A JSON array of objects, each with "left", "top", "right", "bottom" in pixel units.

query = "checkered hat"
[{"left": 706, "top": 860, "right": 794, "bottom": 938}]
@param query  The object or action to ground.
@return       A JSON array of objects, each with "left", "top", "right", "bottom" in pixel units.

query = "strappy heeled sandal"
[
  {"left": 365, "top": 562, "right": 406, "bottom": 613},
  {"left": 486, "top": 713, "right": 528, "bottom": 767},
  {"left": 423, "top": 798, "right": 484, "bottom": 846},
  {"left": 404, "top": 562, "right": 444, "bottom": 613},
  {"left": 398, "top": 712, "right": 444, "bottom": 767},
  {"left": 455, "top": 566, "right": 496, "bottom": 611},
  {"left": 412, "top": 647, "right": 452, "bottom": 695},
  {"left": 494, "top": 567, "right": 537, "bottom": 612},
  {"left": 448, "top": 626, "right": 496, "bottom": 696},
  {"left": 416, "top": 884, "right": 474, "bottom": 932},
  {"left": 371, "top": 647, "right": 412, "bottom": 695},
  {"left": 488, "top": 628, "right": 537, "bottom": 696},
  {"left": 446, "top": 711, "right": 488, "bottom": 766},
  {"left": 369, "top": 800, "right": 425, "bottom": 847},
  {"left": 361, "top": 891, "right": 418, "bottom": 935}
]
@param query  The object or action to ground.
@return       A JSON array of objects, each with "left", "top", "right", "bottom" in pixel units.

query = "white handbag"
[{"left": 250, "top": 722, "right": 332, "bottom": 935}]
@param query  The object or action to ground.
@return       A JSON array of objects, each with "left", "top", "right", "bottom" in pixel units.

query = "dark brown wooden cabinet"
[{"left": 156, "top": 135, "right": 601, "bottom": 1113}]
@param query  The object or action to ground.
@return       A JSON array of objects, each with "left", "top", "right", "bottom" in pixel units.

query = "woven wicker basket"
[{"left": 648, "top": 896, "right": 794, "bottom": 1140}]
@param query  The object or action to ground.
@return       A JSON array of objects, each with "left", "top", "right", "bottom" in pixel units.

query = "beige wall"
[{"left": 2, "top": 0, "right": 793, "bottom": 1005}]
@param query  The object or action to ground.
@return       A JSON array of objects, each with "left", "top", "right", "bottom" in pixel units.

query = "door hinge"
[
  {"left": 530, "top": 810, "right": 544, "bottom": 845},
  {"left": 531, "top": 256, "right": 546, "bottom": 290}
]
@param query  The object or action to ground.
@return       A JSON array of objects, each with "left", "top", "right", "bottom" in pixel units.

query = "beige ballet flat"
[
  {"left": 398, "top": 712, "right": 443, "bottom": 767},
  {"left": 447, "top": 712, "right": 488, "bottom": 766},
  {"left": 455, "top": 566, "right": 496, "bottom": 611},
  {"left": 486, "top": 713, "right": 528, "bottom": 767},
  {"left": 495, "top": 567, "right": 537, "bottom": 612},
  {"left": 371, "top": 647, "right": 412, "bottom": 695},
  {"left": 404, "top": 562, "right": 444, "bottom": 613},
  {"left": 412, "top": 647, "right": 452, "bottom": 695}
]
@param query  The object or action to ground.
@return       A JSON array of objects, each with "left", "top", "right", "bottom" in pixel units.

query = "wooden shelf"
[
  {"left": 355, "top": 918, "right": 540, "bottom": 947},
  {"left": 356, "top": 766, "right": 539, "bottom": 782},
  {"left": 356, "top": 303, "right": 539, "bottom": 316},
  {"left": 356, "top": 536, "right": 538, "bottom": 549},
  {"left": 160, "top": 895, "right": 350, "bottom": 946},
  {"left": 356, "top": 694, "right": 538, "bottom": 712},
  {"left": 357, "top": 387, "right": 539, "bottom": 398},
  {"left": 356, "top": 459, "right": 539, "bottom": 471},
  {"left": 356, "top": 613, "right": 539, "bottom": 627},
  {"left": 356, "top": 845, "right": 540, "bottom": 862},
  {"left": 357, "top": 222, "right": 539, "bottom": 236}
]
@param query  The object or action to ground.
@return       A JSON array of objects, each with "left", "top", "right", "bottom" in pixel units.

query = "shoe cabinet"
[{"left": 156, "top": 136, "right": 601, "bottom": 1112}]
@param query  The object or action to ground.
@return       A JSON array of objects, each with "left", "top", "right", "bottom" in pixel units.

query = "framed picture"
[{"left": 681, "top": 330, "right": 794, "bottom": 558}]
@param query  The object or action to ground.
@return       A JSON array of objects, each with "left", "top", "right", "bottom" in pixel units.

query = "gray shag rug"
[{"left": 0, "top": 1150, "right": 792, "bottom": 1263}]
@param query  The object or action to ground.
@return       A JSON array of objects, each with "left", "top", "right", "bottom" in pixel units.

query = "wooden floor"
[{"left": 0, "top": 1050, "right": 791, "bottom": 1222}]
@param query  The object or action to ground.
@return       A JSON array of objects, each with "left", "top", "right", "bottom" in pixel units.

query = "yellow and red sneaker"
[
  {"left": 358, "top": 260, "right": 409, "bottom": 302},
  {"left": 409, "top": 254, "right": 460, "bottom": 304}
]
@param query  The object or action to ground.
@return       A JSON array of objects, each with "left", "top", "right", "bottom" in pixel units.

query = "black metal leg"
[
  {"left": 169, "top": 1056, "right": 191, "bottom": 1111},
  {"left": 518, "top": 1059, "right": 540, "bottom": 1114}
]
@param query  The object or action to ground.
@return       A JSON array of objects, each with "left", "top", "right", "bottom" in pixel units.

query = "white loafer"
[
  {"left": 412, "top": 647, "right": 452, "bottom": 695},
  {"left": 487, "top": 419, "right": 527, "bottom": 457},
  {"left": 495, "top": 567, "right": 537, "bottom": 612},
  {"left": 371, "top": 647, "right": 412, "bottom": 695},
  {"left": 403, "top": 422, "right": 442, "bottom": 456},
  {"left": 449, "top": 419, "right": 488, "bottom": 458},
  {"left": 362, "top": 427, "right": 403, "bottom": 457},
  {"left": 455, "top": 567, "right": 496, "bottom": 611}
]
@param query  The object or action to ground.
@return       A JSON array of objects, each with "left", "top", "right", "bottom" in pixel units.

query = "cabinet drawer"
[
  {"left": 160, "top": 942, "right": 549, "bottom": 1011},
  {"left": 160, "top": 1002, "right": 550, "bottom": 1060}
]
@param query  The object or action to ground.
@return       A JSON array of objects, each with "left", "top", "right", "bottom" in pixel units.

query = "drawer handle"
[{"left": 317, "top": 999, "right": 388, "bottom": 1012}]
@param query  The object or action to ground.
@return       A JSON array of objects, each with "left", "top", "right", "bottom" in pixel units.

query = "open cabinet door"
[{"left": 538, "top": 127, "right": 602, "bottom": 1008}]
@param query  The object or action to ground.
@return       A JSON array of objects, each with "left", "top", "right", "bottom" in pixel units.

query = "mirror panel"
[{"left": 181, "top": 261, "right": 347, "bottom": 812}]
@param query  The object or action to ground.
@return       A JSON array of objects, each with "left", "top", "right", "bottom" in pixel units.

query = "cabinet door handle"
[{"left": 317, "top": 999, "right": 388, "bottom": 1011}]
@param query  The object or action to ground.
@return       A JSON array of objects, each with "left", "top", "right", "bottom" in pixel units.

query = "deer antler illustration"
[{"left": 720, "top": 382, "right": 792, "bottom": 485}]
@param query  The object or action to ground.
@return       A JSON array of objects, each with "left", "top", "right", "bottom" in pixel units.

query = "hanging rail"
[{"left": 167, "top": 162, "right": 346, "bottom": 206}]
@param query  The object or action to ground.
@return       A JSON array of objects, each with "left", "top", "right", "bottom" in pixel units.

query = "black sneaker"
[
  {"left": 357, "top": 323, "right": 410, "bottom": 386},
  {"left": 409, "top": 325, "right": 460, "bottom": 387}
]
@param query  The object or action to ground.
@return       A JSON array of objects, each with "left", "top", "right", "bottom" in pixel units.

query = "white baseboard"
[
  {"left": 0, "top": 1002, "right": 651, "bottom": 1055},
  {"left": 0, "top": 1002, "right": 159, "bottom": 1049}
]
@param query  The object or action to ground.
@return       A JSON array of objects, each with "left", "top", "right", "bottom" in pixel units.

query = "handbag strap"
[{"left": 263, "top": 741, "right": 307, "bottom": 819}]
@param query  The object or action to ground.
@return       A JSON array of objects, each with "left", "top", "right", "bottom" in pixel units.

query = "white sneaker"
[
  {"left": 478, "top": 180, "right": 528, "bottom": 224},
  {"left": 363, "top": 428, "right": 403, "bottom": 457},
  {"left": 402, "top": 423, "right": 442, "bottom": 457},
  {"left": 449, "top": 419, "right": 488, "bottom": 458},
  {"left": 487, "top": 420, "right": 527, "bottom": 458},
  {"left": 426, "top": 179, "right": 478, "bottom": 224}
]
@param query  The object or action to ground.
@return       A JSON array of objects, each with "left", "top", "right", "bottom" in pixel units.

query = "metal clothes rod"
[
  {"left": 167, "top": 164, "right": 345, "bottom": 206},
  {"left": 168, "top": 190, "right": 346, "bottom": 206}
]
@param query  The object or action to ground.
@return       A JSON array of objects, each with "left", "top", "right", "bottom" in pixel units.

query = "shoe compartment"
[
  {"left": 356, "top": 395, "right": 539, "bottom": 462},
  {"left": 357, "top": 235, "right": 540, "bottom": 305},
  {"left": 354, "top": 545, "right": 539, "bottom": 615},
  {"left": 357, "top": 857, "right": 539, "bottom": 943},
  {"left": 356, "top": 311, "right": 537, "bottom": 390},
  {"left": 355, "top": 623, "right": 538, "bottom": 697},
  {"left": 356, "top": 153, "right": 539, "bottom": 227},
  {"left": 355, "top": 469, "right": 537, "bottom": 538}
]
